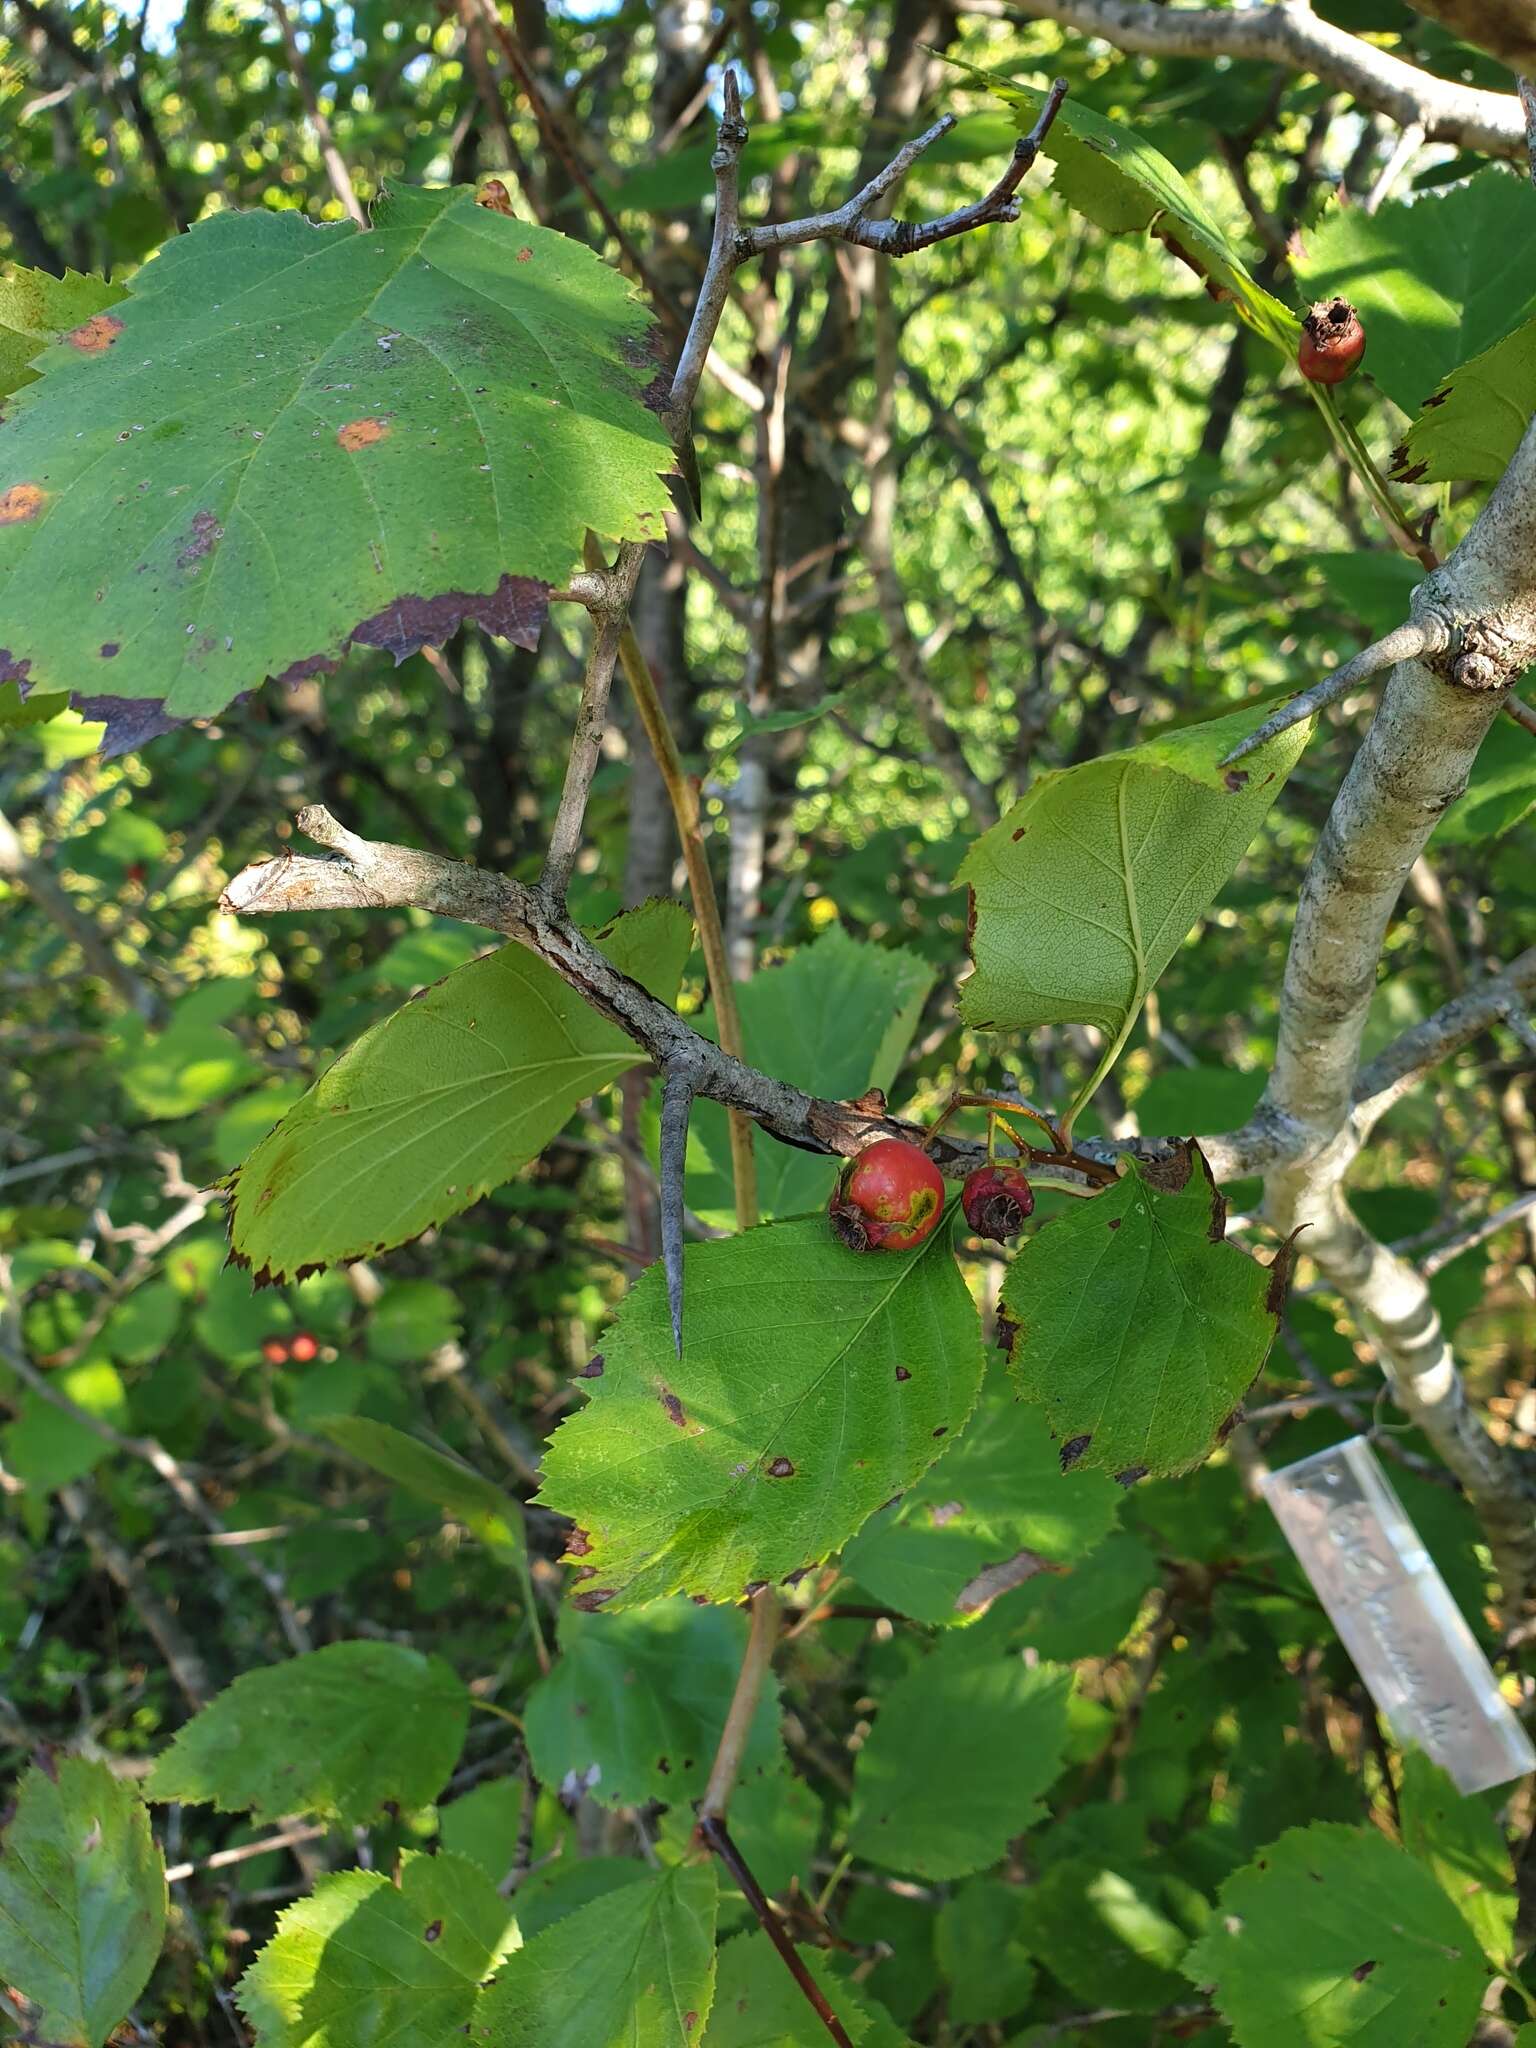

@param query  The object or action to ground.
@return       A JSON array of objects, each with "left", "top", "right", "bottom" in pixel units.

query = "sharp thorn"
[{"left": 660, "top": 1072, "right": 693, "bottom": 1358}]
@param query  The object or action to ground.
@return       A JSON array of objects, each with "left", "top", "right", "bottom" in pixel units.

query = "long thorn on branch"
[
  {"left": 1219, "top": 617, "right": 1449, "bottom": 767},
  {"left": 540, "top": 540, "right": 647, "bottom": 903},
  {"left": 659, "top": 1071, "right": 693, "bottom": 1357}
]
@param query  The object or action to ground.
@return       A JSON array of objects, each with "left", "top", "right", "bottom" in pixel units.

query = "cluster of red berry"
[
  {"left": 827, "top": 1138, "right": 1034, "bottom": 1254},
  {"left": 259, "top": 1332, "right": 320, "bottom": 1366}
]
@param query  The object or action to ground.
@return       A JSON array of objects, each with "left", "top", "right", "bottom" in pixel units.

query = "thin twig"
[
  {"left": 697, "top": 1811, "right": 855, "bottom": 2048},
  {"left": 540, "top": 542, "right": 647, "bottom": 901},
  {"left": 1421, "top": 1190, "right": 1536, "bottom": 1277},
  {"left": 472, "top": 0, "right": 685, "bottom": 335},
  {"left": 268, "top": 0, "right": 367, "bottom": 226}
]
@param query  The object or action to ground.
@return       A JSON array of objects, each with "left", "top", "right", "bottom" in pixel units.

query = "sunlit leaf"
[
  {"left": 0, "top": 188, "right": 672, "bottom": 723},
  {"left": 538, "top": 1213, "right": 985, "bottom": 1608}
]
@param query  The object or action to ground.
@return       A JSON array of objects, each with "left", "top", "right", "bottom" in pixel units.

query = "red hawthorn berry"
[
  {"left": 124, "top": 862, "right": 146, "bottom": 885},
  {"left": 828, "top": 1138, "right": 946, "bottom": 1253},
  {"left": 259, "top": 1337, "right": 289, "bottom": 1366},
  {"left": 961, "top": 1162, "right": 1035, "bottom": 1242},
  {"left": 1298, "top": 297, "right": 1366, "bottom": 386},
  {"left": 288, "top": 1331, "right": 319, "bottom": 1363}
]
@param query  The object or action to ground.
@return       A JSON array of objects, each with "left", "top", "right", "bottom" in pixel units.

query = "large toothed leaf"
[
  {"left": 959, "top": 702, "right": 1308, "bottom": 1116},
  {"left": 1183, "top": 1823, "right": 1488, "bottom": 2048},
  {"left": 473, "top": 1863, "right": 718, "bottom": 2048},
  {"left": 1393, "top": 317, "right": 1536, "bottom": 487},
  {"left": 846, "top": 1640, "right": 1074, "bottom": 1879},
  {"left": 146, "top": 1641, "right": 469, "bottom": 1823},
  {"left": 227, "top": 899, "right": 691, "bottom": 1282},
  {"left": 538, "top": 1213, "right": 986, "bottom": 1609},
  {"left": 238, "top": 1852, "right": 517, "bottom": 2048},
  {"left": 0, "top": 1757, "right": 166, "bottom": 2048},
  {"left": 523, "top": 1598, "right": 782, "bottom": 1810},
  {"left": 841, "top": 1369, "right": 1121, "bottom": 1625},
  {"left": 1001, "top": 1144, "right": 1290, "bottom": 1479},
  {"left": 0, "top": 185, "right": 673, "bottom": 720},
  {"left": 0, "top": 264, "right": 126, "bottom": 401},
  {"left": 1398, "top": 1751, "right": 1518, "bottom": 1972},
  {"left": 957, "top": 62, "right": 1296, "bottom": 352}
]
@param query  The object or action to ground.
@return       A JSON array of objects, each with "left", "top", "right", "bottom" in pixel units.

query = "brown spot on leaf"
[
  {"left": 352, "top": 574, "right": 548, "bottom": 662},
  {"left": 1140, "top": 1141, "right": 1195, "bottom": 1195},
  {"left": 424, "top": 1919, "right": 443, "bottom": 1942},
  {"left": 1060, "top": 1433, "right": 1092, "bottom": 1472},
  {"left": 932, "top": 1425, "right": 947, "bottom": 1439},
  {"left": 744, "top": 1580, "right": 768, "bottom": 1596},
  {"left": 766, "top": 1456, "right": 795, "bottom": 1478},
  {"left": 1395, "top": 460, "right": 1428, "bottom": 486},
  {"left": 66, "top": 312, "right": 123, "bottom": 353},
  {"left": 572, "top": 1587, "right": 616, "bottom": 1611},
  {"left": 564, "top": 1527, "right": 593, "bottom": 1558},
  {"left": 656, "top": 1756, "right": 670, "bottom": 1774},
  {"left": 577, "top": 1354, "right": 605, "bottom": 1379},
  {"left": 684, "top": 2014, "right": 699, "bottom": 2034},
  {"left": 1216, "top": 1408, "right": 1243, "bottom": 1445},
  {"left": 658, "top": 1384, "right": 686, "bottom": 1428},
  {"left": 99, "top": 643, "right": 119, "bottom": 658},
  {"left": 177, "top": 509, "right": 224, "bottom": 567},
  {"left": 0, "top": 483, "right": 46, "bottom": 524},
  {"left": 1264, "top": 1229, "right": 1304, "bottom": 1317},
  {"left": 1223, "top": 768, "right": 1249, "bottom": 793},
  {"left": 1351, "top": 1961, "right": 1376, "bottom": 1982},
  {"left": 516, "top": 246, "right": 534, "bottom": 262},
  {"left": 1115, "top": 1465, "right": 1148, "bottom": 1487},
  {"left": 337, "top": 416, "right": 391, "bottom": 451},
  {"left": 1012, "top": 825, "right": 1026, "bottom": 841},
  {"left": 1106, "top": 1217, "right": 1121, "bottom": 1231},
  {"left": 895, "top": 1366, "right": 911, "bottom": 1382}
]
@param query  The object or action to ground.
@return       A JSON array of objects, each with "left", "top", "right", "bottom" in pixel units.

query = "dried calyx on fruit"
[
  {"left": 961, "top": 1162, "right": 1035, "bottom": 1242},
  {"left": 828, "top": 1137, "right": 946, "bottom": 1253},
  {"left": 1298, "top": 297, "right": 1365, "bottom": 386}
]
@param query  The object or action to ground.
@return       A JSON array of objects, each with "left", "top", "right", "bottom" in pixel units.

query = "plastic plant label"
[{"left": 1262, "top": 1436, "right": 1535, "bottom": 1795}]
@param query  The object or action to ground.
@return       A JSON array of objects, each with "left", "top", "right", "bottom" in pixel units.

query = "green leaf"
[
  {"left": 958, "top": 703, "right": 1309, "bottom": 1116},
  {"left": 846, "top": 1642, "right": 1073, "bottom": 1879},
  {"left": 316, "top": 1413, "right": 523, "bottom": 1552},
  {"left": 0, "top": 1758, "right": 166, "bottom": 2048},
  {"left": 705, "top": 1933, "right": 883, "bottom": 2046},
  {"left": 1001, "top": 1144, "right": 1287, "bottom": 1477},
  {"left": 1398, "top": 1750, "right": 1517, "bottom": 1971},
  {"left": 524, "top": 1597, "right": 781, "bottom": 1809},
  {"left": 934, "top": 1878, "right": 1037, "bottom": 2025},
  {"left": 977, "top": 1528, "right": 1158, "bottom": 1661},
  {"left": 964, "top": 64, "right": 1296, "bottom": 351},
  {"left": 473, "top": 1863, "right": 717, "bottom": 2047},
  {"left": 238, "top": 1851, "right": 516, "bottom": 2048},
  {"left": 228, "top": 900, "right": 692, "bottom": 1281},
  {"left": 113, "top": 983, "right": 263, "bottom": 1121},
  {"left": 0, "top": 264, "right": 126, "bottom": 400},
  {"left": 1310, "top": 549, "right": 1424, "bottom": 639},
  {"left": 0, "top": 187, "right": 673, "bottom": 721},
  {"left": 147, "top": 1640, "right": 469, "bottom": 1823},
  {"left": 841, "top": 1370, "right": 1121, "bottom": 1625},
  {"left": 0, "top": 677, "right": 68, "bottom": 732},
  {"left": 1025, "top": 1857, "right": 1189, "bottom": 2013},
  {"left": 1394, "top": 316, "right": 1536, "bottom": 487},
  {"left": 365, "top": 1278, "right": 462, "bottom": 1362},
  {"left": 102, "top": 1281, "right": 181, "bottom": 1365},
  {"left": 694, "top": 926, "right": 934, "bottom": 1222},
  {"left": 537, "top": 1213, "right": 985, "bottom": 1608},
  {"left": 1183, "top": 1822, "right": 1488, "bottom": 2047},
  {"left": 4, "top": 1358, "right": 129, "bottom": 1491},
  {"left": 1297, "top": 171, "right": 1536, "bottom": 420}
]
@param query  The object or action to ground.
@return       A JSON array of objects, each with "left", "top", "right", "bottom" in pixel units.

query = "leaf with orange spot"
[
  {"left": 0, "top": 185, "right": 673, "bottom": 731},
  {"left": 0, "top": 263, "right": 126, "bottom": 401}
]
